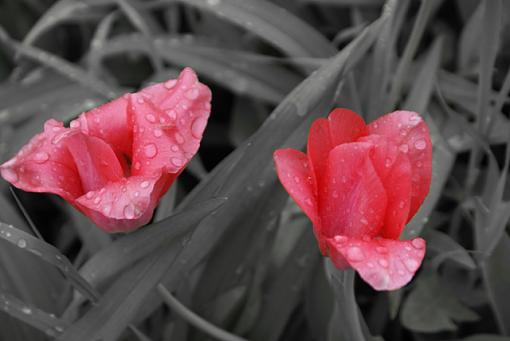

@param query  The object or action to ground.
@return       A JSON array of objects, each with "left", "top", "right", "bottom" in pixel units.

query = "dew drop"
[
  {"left": 93, "top": 196, "right": 101, "bottom": 205},
  {"left": 341, "top": 176, "right": 347, "bottom": 183},
  {"left": 136, "top": 97, "right": 144, "bottom": 104},
  {"left": 191, "top": 118, "right": 207, "bottom": 138},
  {"left": 33, "top": 152, "right": 49, "bottom": 163},
  {"left": 346, "top": 246, "right": 365, "bottom": 262},
  {"left": 171, "top": 145, "right": 179, "bottom": 152},
  {"left": 17, "top": 239, "right": 27, "bottom": 248},
  {"left": 21, "top": 307, "right": 32, "bottom": 314},
  {"left": 367, "top": 262, "right": 374, "bottom": 268},
  {"left": 140, "top": 180, "right": 150, "bottom": 189},
  {"left": 399, "top": 144, "right": 409, "bottom": 153},
  {"left": 144, "top": 143, "right": 157, "bottom": 158},
  {"left": 397, "top": 269, "right": 406, "bottom": 276},
  {"left": 133, "top": 162, "right": 141, "bottom": 171},
  {"left": 153, "top": 128, "right": 163, "bottom": 138},
  {"left": 305, "top": 198, "right": 313, "bottom": 206},
  {"left": 134, "top": 191, "right": 140, "bottom": 197},
  {"left": 334, "top": 235, "right": 347, "bottom": 243},
  {"left": 378, "top": 259, "right": 389, "bottom": 268},
  {"left": 166, "top": 110, "right": 177, "bottom": 120},
  {"left": 360, "top": 217, "right": 368, "bottom": 225},
  {"left": 175, "top": 133, "right": 184, "bottom": 144},
  {"left": 171, "top": 157, "right": 183, "bottom": 167},
  {"left": 411, "top": 238, "right": 425, "bottom": 249},
  {"left": 124, "top": 204, "right": 135, "bottom": 219},
  {"left": 164, "top": 79, "right": 177, "bottom": 89},
  {"left": 385, "top": 158, "right": 392, "bottom": 168},
  {"left": 376, "top": 246, "right": 388, "bottom": 254},
  {"left": 146, "top": 113, "right": 156, "bottom": 123},
  {"left": 186, "top": 88, "right": 199, "bottom": 100},
  {"left": 414, "top": 139, "right": 427, "bottom": 150},
  {"left": 404, "top": 259, "right": 419, "bottom": 271},
  {"left": 103, "top": 205, "right": 112, "bottom": 215},
  {"left": 399, "top": 200, "right": 405, "bottom": 209},
  {"left": 85, "top": 192, "right": 94, "bottom": 199},
  {"left": 70, "top": 120, "right": 81, "bottom": 128},
  {"left": 294, "top": 176, "right": 300, "bottom": 183}
]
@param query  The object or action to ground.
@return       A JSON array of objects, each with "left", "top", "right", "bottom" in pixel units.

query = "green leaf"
[{"left": 424, "top": 229, "right": 476, "bottom": 270}]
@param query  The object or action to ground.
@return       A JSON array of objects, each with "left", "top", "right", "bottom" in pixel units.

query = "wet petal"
[
  {"left": 0, "top": 119, "right": 82, "bottom": 201},
  {"left": 359, "top": 135, "right": 413, "bottom": 239},
  {"left": 327, "top": 236, "right": 426, "bottom": 291},
  {"left": 368, "top": 111, "right": 432, "bottom": 220},
  {"left": 273, "top": 149, "right": 318, "bottom": 224},
  {"left": 71, "top": 95, "right": 132, "bottom": 156},
  {"left": 307, "top": 109, "right": 367, "bottom": 187},
  {"left": 75, "top": 175, "right": 170, "bottom": 232},
  {"left": 320, "top": 142, "right": 387, "bottom": 239},
  {"left": 129, "top": 68, "right": 211, "bottom": 177}
]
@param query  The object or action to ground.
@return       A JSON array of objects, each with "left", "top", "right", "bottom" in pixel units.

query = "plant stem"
[{"left": 326, "top": 260, "right": 366, "bottom": 341}]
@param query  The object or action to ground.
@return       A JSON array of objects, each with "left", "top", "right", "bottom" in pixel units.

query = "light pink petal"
[
  {"left": 320, "top": 142, "right": 387, "bottom": 239},
  {"left": 327, "top": 236, "right": 426, "bottom": 291},
  {"left": 75, "top": 174, "right": 170, "bottom": 232},
  {"left": 359, "top": 135, "right": 413, "bottom": 239},
  {"left": 71, "top": 96, "right": 132, "bottom": 156},
  {"left": 273, "top": 149, "right": 318, "bottom": 225},
  {"left": 129, "top": 68, "right": 211, "bottom": 177},
  {"left": 64, "top": 132, "right": 125, "bottom": 193},
  {"left": 307, "top": 109, "right": 367, "bottom": 187},
  {"left": 0, "top": 119, "right": 82, "bottom": 201},
  {"left": 368, "top": 111, "right": 432, "bottom": 220}
]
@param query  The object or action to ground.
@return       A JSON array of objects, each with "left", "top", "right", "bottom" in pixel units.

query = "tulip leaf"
[{"left": 424, "top": 229, "right": 476, "bottom": 270}]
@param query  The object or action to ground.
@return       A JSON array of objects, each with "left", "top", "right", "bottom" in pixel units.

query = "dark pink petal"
[
  {"left": 273, "top": 149, "right": 318, "bottom": 225},
  {"left": 130, "top": 68, "right": 211, "bottom": 177},
  {"left": 327, "top": 235, "right": 426, "bottom": 291},
  {"left": 71, "top": 96, "right": 132, "bottom": 156},
  {"left": 368, "top": 111, "right": 432, "bottom": 220},
  {"left": 320, "top": 142, "right": 387, "bottom": 239},
  {"left": 307, "top": 109, "right": 367, "bottom": 187},
  {"left": 0, "top": 120, "right": 82, "bottom": 201},
  {"left": 359, "top": 135, "right": 413, "bottom": 239},
  {"left": 75, "top": 175, "right": 169, "bottom": 233},
  {"left": 65, "top": 132, "right": 125, "bottom": 193}
]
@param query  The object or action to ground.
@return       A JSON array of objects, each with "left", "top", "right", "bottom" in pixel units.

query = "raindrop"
[
  {"left": 414, "top": 139, "right": 426, "bottom": 150},
  {"left": 175, "top": 133, "right": 185, "bottom": 144},
  {"left": 411, "top": 239, "right": 425, "bottom": 249},
  {"left": 334, "top": 235, "right": 347, "bottom": 243},
  {"left": 399, "top": 200, "right": 405, "bottom": 209},
  {"left": 416, "top": 161, "right": 423, "bottom": 168},
  {"left": 404, "top": 259, "right": 419, "bottom": 271},
  {"left": 103, "top": 205, "right": 112, "bottom": 215},
  {"left": 164, "top": 79, "right": 177, "bottom": 89},
  {"left": 385, "top": 158, "right": 392, "bottom": 168},
  {"left": 341, "top": 176, "right": 347, "bottom": 183},
  {"left": 186, "top": 88, "right": 199, "bottom": 100},
  {"left": 378, "top": 259, "right": 389, "bottom": 268},
  {"left": 347, "top": 246, "right": 365, "bottom": 262},
  {"left": 85, "top": 192, "right": 94, "bottom": 199},
  {"left": 133, "top": 162, "right": 141, "bottom": 171},
  {"left": 153, "top": 128, "right": 163, "bottom": 138},
  {"left": 399, "top": 144, "right": 409, "bottom": 153},
  {"left": 70, "top": 120, "right": 81, "bottom": 128},
  {"left": 134, "top": 191, "right": 140, "bottom": 197},
  {"left": 367, "top": 262, "right": 374, "bottom": 268},
  {"left": 166, "top": 110, "right": 177, "bottom": 120},
  {"left": 144, "top": 144, "right": 157, "bottom": 158},
  {"left": 171, "top": 145, "right": 179, "bottom": 152},
  {"left": 17, "top": 239, "right": 27, "bottom": 248},
  {"left": 305, "top": 198, "right": 313, "bottom": 206},
  {"left": 397, "top": 269, "right": 405, "bottom": 276},
  {"left": 376, "top": 246, "right": 388, "bottom": 254},
  {"left": 93, "top": 196, "right": 101, "bottom": 205},
  {"left": 140, "top": 181, "right": 150, "bottom": 189},
  {"left": 171, "top": 157, "right": 183, "bottom": 167},
  {"left": 360, "top": 217, "right": 368, "bottom": 225},
  {"left": 21, "top": 307, "right": 32, "bottom": 314},
  {"left": 191, "top": 118, "right": 207, "bottom": 138},
  {"left": 124, "top": 204, "right": 135, "bottom": 219},
  {"left": 146, "top": 114, "right": 156, "bottom": 123}
]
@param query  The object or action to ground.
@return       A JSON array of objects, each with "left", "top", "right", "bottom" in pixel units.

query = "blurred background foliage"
[{"left": 0, "top": 0, "right": 510, "bottom": 340}]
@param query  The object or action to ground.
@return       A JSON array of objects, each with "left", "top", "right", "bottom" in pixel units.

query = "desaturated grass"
[{"left": 0, "top": 0, "right": 509, "bottom": 340}]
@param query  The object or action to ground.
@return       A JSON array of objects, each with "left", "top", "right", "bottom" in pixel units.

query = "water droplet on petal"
[
  {"left": 171, "top": 157, "right": 183, "bottom": 167},
  {"left": 334, "top": 235, "right": 347, "bottom": 243},
  {"left": 414, "top": 139, "right": 427, "bottom": 150},
  {"left": 404, "top": 259, "right": 419, "bottom": 272},
  {"left": 153, "top": 128, "right": 163, "bottom": 138},
  {"left": 134, "top": 191, "right": 140, "bottom": 197},
  {"left": 166, "top": 110, "right": 177, "bottom": 120},
  {"left": 124, "top": 204, "right": 135, "bottom": 219},
  {"left": 191, "top": 118, "right": 207, "bottom": 138},
  {"left": 378, "top": 259, "right": 389, "bottom": 268},
  {"left": 385, "top": 158, "right": 392, "bottom": 168},
  {"left": 33, "top": 152, "right": 49, "bottom": 163},
  {"left": 144, "top": 144, "right": 157, "bottom": 158},
  {"left": 140, "top": 180, "right": 150, "bottom": 189},
  {"left": 186, "top": 88, "right": 199, "bottom": 100},
  {"left": 376, "top": 246, "right": 388, "bottom": 254},
  {"left": 399, "top": 200, "right": 405, "bottom": 209},
  {"left": 399, "top": 144, "right": 409, "bottom": 153},
  {"left": 103, "top": 205, "right": 112, "bottom": 215},
  {"left": 70, "top": 120, "right": 81, "bottom": 128},
  {"left": 346, "top": 246, "right": 365, "bottom": 262},
  {"left": 146, "top": 114, "right": 156, "bottom": 123},
  {"left": 17, "top": 239, "right": 26, "bottom": 248},
  {"left": 137, "top": 97, "right": 145, "bottom": 104},
  {"left": 360, "top": 217, "right": 368, "bottom": 225},
  {"left": 171, "top": 145, "right": 179, "bottom": 152},
  {"left": 164, "top": 79, "right": 177, "bottom": 89},
  {"left": 416, "top": 161, "right": 423, "bottom": 168},
  {"left": 93, "top": 196, "right": 101, "bottom": 205},
  {"left": 175, "top": 133, "right": 184, "bottom": 144},
  {"left": 85, "top": 192, "right": 94, "bottom": 199},
  {"left": 411, "top": 239, "right": 425, "bottom": 249},
  {"left": 133, "top": 162, "right": 141, "bottom": 171},
  {"left": 294, "top": 176, "right": 300, "bottom": 183}
]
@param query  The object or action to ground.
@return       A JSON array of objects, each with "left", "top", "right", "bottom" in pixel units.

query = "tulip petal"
[
  {"left": 71, "top": 96, "right": 132, "bottom": 156},
  {"left": 368, "top": 111, "right": 432, "bottom": 220},
  {"left": 75, "top": 175, "right": 169, "bottom": 232},
  {"left": 327, "top": 236, "right": 426, "bottom": 291},
  {"left": 65, "top": 132, "right": 125, "bottom": 193},
  {"left": 0, "top": 119, "right": 82, "bottom": 201},
  {"left": 129, "top": 68, "right": 211, "bottom": 177},
  {"left": 320, "top": 142, "right": 387, "bottom": 239},
  {"left": 273, "top": 149, "right": 318, "bottom": 224},
  {"left": 359, "top": 135, "right": 413, "bottom": 239}
]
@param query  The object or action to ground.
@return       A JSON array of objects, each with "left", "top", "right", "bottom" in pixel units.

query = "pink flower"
[
  {"left": 273, "top": 109, "right": 431, "bottom": 290},
  {"left": 1, "top": 68, "right": 211, "bottom": 233}
]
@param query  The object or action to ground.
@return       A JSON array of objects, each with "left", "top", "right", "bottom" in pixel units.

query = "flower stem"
[{"left": 326, "top": 260, "right": 366, "bottom": 341}]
